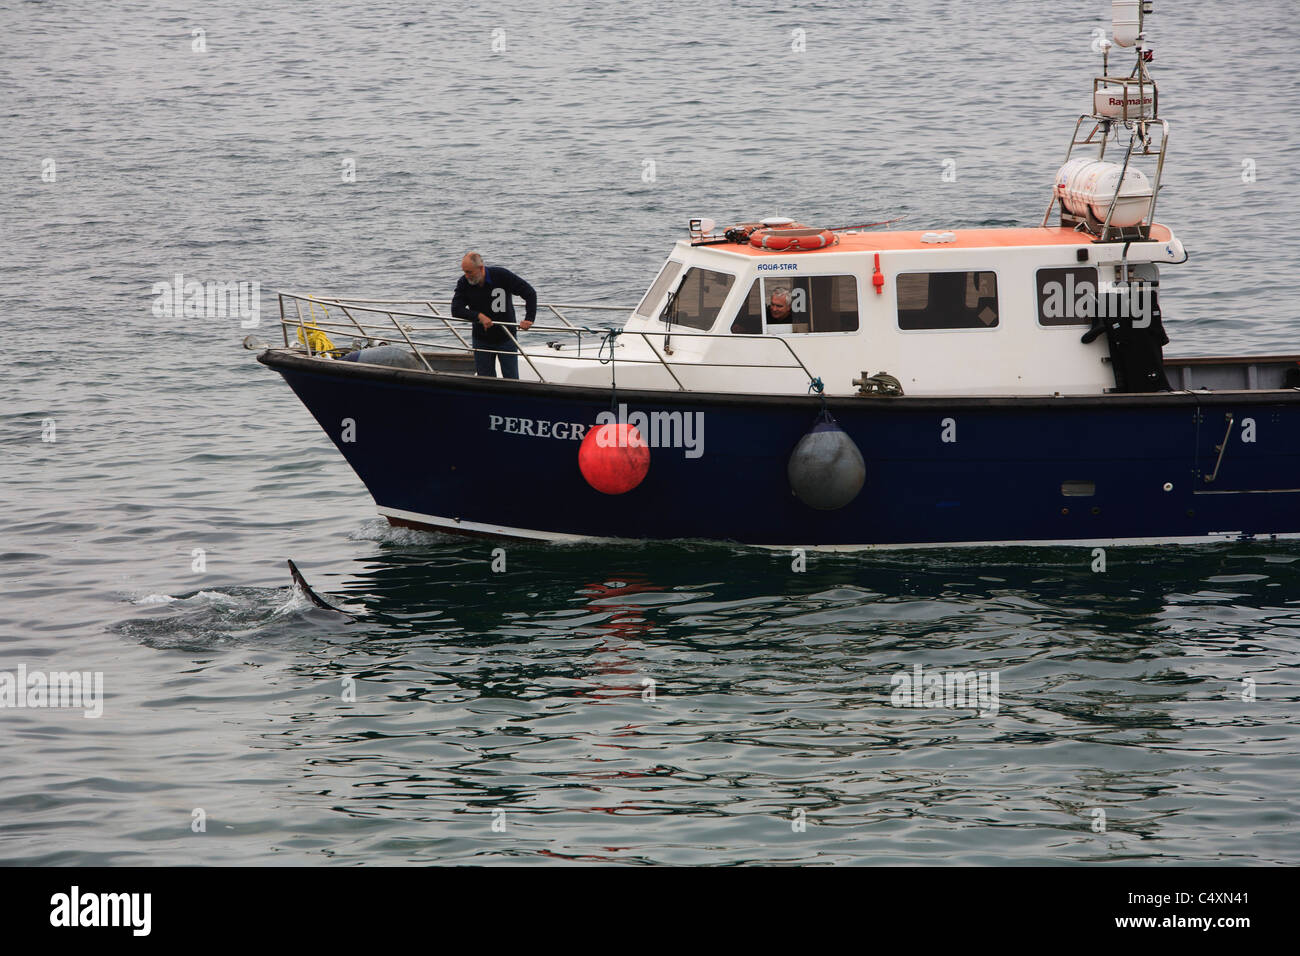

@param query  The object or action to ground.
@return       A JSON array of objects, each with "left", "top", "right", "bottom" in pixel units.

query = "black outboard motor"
[{"left": 1080, "top": 264, "right": 1171, "bottom": 393}]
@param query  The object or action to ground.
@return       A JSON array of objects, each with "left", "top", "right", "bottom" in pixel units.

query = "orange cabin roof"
[{"left": 710, "top": 224, "right": 1172, "bottom": 255}]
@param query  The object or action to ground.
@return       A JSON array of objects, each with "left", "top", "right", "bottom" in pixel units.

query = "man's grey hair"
[
  {"left": 463, "top": 251, "right": 483, "bottom": 267},
  {"left": 769, "top": 287, "right": 791, "bottom": 303}
]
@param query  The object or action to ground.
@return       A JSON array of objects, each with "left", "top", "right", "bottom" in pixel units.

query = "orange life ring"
[{"left": 749, "top": 227, "right": 837, "bottom": 251}]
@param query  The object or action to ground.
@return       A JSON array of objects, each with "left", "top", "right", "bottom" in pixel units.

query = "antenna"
[{"left": 1095, "top": 0, "right": 1157, "bottom": 123}]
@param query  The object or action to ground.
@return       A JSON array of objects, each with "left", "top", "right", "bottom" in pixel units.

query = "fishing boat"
[{"left": 254, "top": 1, "right": 1300, "bottom": 549}]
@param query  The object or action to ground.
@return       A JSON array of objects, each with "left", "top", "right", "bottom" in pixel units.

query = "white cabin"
[{"left": 520, "top": 224, "right": 1187, "bottom": 397}]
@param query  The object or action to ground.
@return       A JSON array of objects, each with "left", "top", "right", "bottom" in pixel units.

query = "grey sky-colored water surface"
[{"left": 2, "top": 0, "right": 1298, "bottom": 864}]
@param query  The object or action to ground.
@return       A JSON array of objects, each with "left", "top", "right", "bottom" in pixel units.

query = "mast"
[{"left": 1043, "top": 1, "right": 1167, "bottom": 242}]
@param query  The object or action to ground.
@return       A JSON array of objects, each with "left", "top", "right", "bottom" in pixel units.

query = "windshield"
[
  {"left": 665, "top": 267, "right": 735, "bottom": 331},
  {"left": 634, "top": 260, "right": 684, "bottom": 318}
]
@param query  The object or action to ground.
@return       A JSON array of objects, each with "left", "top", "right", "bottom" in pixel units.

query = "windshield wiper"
[{"left": 660, "top": 287, "right": 679, "bottom": 355}]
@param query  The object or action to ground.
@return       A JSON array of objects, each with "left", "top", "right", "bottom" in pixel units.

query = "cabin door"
[{"left": 1193, "top": 405, "right": 1296, "bottom": 493}]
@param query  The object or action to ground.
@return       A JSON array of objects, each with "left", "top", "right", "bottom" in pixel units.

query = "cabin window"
[
  {"left": 667, "top": 267, "right": 735, "bottom": 331},
  {"left": 1037, "top": 267, "right": 1098, "bottom": 326},
  {"left": 635, "top": 259, "right": 684, "bottom": 318},
  {"left": 731, "top": 276, "right": 859, "bottom": 334},
  {"left": 896, "top": 271, "right": 999, "bottom": 330},
  {"left": 1038, "top": 265, "right": 1159, "bottom": 328}
]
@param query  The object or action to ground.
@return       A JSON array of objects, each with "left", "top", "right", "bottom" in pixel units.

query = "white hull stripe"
[{"left": 376, "top": 506, "right": 1300, "bottom": 551}]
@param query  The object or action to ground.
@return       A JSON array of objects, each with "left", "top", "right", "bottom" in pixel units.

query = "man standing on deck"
[{"left": 451, "top": 251, "right": 537, "bottom": 379}]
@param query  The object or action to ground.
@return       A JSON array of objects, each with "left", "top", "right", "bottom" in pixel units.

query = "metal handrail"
[
  {"left": 281, "top": 291, "right": 628, "bottom": 311},
  {"left": 274, "top": 290, "right": 819, "bottom": 390},
  {"left": 1041, "top": 114, "right": 1168, "bottom": 241}
]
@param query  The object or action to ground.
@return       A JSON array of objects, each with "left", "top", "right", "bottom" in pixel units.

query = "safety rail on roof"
[{"left": 274, "top": 291, "right": 819, "bottom": 390}]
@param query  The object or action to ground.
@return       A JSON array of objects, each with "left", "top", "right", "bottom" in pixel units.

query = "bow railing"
[{"left": 274, "top": 291, "right": 818, "bottom": 390}]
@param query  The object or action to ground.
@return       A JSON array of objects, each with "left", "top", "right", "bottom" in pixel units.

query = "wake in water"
[
  {"left": 115, "top": 582, "right": 355, "bottom": 650},
  {"left": 347, "top": 517, "right": 453, "bottom": 547}
]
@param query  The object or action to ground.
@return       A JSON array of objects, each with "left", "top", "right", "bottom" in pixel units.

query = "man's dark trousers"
[{"left": 473, "top": 334, "right": 519, "bottom": 378}]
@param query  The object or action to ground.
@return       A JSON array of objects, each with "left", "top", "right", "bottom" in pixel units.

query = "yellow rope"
[{"left": 298, "top": 299, "right": 336, "bottom": 354}]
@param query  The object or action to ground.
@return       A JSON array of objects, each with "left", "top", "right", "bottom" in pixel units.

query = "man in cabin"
[
  {"left": 451, "top": 251, "right": 537, "bottom": 379},
  {"left": 767, "top": 289, "right": 793, "bottom": 323}
]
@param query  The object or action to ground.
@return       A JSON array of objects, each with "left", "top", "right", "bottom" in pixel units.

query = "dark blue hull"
[{"left": 261, "top": 352, "right": 1300, "bottom": 547}]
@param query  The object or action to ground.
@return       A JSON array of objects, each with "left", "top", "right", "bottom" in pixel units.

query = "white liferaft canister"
[
  {"left": 1057, "top": 160, "right": 1153, "bottom": 228},
  {"left": 1055, "top": 158, "right": 1093, "bottom": 216},
  {"left": 1094, "top": 85, "right": 1155, "bottom": 118}
]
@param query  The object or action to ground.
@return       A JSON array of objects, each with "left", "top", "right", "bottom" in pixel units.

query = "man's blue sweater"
[{"left": 451, "top": 266, "right": 538, "bottom": 345}]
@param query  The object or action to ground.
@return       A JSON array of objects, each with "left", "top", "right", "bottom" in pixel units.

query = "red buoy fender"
[
  {"left": 749, "top": 228, "right": 837, "bottom": 251},
  {"left": 579, "top": 424, "right": 650, "bottom": 495}
]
